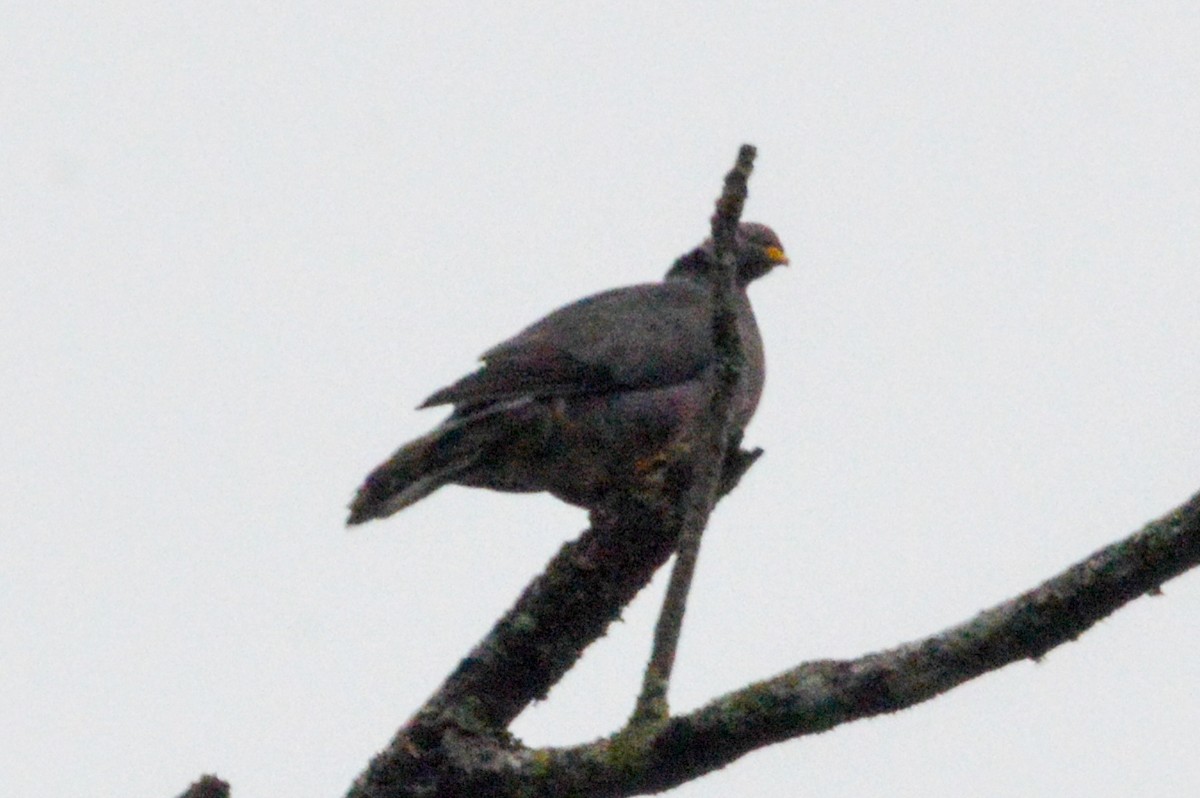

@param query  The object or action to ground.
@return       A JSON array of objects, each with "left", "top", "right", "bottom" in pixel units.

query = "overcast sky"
[{"left": 4, "top": 3, "right": 1200, "bottom": 797}]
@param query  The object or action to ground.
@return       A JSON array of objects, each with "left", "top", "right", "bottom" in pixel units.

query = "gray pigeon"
[{"left": 347, "top": 222, "right": 787, "bottom": 525}]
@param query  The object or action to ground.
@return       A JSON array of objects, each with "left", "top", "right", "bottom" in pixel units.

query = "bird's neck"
[{"left": 665, "top": 249, "right": 747, "bottom": 287}]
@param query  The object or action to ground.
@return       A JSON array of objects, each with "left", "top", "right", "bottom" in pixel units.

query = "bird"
[{"left": 347, "top": 222, "right": 788, "bottom": 525}]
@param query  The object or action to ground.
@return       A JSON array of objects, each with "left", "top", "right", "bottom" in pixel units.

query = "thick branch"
[
  {"left": 347, "top": 487, "right": 1200, "bottom": 797},
  {"left": 176, "top": 775, "right": 229, "bottom": 798}
]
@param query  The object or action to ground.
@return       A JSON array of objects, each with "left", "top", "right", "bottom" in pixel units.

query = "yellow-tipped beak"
[{"left": 765, "top": 246, "right": 790, "bottom": 265}]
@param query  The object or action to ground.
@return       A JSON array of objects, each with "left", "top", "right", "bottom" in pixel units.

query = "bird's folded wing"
[{"left": 420, "top": 281, "right": 716, "bottom": 408}]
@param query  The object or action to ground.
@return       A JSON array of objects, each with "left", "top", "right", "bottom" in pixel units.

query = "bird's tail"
[{"left": 346, "top": 416, "right": 490, "bottom": 525}]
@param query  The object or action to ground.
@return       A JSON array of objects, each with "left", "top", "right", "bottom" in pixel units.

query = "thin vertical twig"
[{"left": 631, "top": 144, "right": 757, "bottom": 725}]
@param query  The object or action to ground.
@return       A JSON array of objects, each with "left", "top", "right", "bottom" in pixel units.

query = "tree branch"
[
  {"left": 176, "top": 775, "right": 229, "bottom": 798},
  {"left": 347, "top": 487, "right": 1200, "bottom": 797},
  {"left": 632, "top": 144, "right": 757, "bottom": 724}
]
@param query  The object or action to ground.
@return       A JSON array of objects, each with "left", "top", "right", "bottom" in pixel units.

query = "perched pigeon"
[{"left": 347, "top": 222, "right": 787, "bottom": 525}]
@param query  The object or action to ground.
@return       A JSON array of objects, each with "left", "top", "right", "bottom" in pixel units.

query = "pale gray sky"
[{"left": 4, "top": 4, "right": 1200, "bottom": 797}]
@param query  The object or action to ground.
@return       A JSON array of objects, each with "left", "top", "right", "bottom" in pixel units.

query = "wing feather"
[{"left": 420, "top": 281, "right": 714, "bottom": 408}]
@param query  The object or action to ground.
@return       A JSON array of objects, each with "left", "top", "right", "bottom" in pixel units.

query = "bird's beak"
[{"left": 765, "top": 246, "right": 790, "bottom": 266}]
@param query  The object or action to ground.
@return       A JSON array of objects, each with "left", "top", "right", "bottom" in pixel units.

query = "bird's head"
[
  {"left": 731, "top": 222, "right": 789, "bottom": 284},
  {"left": 668, "top": 222, "right": 789, "bottom": 286}
]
